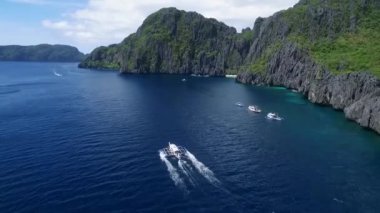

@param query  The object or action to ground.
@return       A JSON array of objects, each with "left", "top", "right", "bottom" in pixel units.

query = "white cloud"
[
  {"left": 42, "top": 20, "right": 85, "bottom": 31},
  {"left": 42, "top": 0, "right": 299, "bottom": 52}
]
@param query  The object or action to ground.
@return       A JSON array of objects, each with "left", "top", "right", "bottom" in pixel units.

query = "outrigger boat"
[
  {"left": 162, "top": 142, "right": 187, "bottom": 159},
  {"left": 248, "top": 105, "right": 262, "bottom": 113}
]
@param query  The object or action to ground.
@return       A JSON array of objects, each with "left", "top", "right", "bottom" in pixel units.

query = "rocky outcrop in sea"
[{"left": 79, "top": 7, "right": 252, "bottom": 75}]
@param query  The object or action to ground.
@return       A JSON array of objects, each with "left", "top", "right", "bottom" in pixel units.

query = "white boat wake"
[
  {"left": 159, "top": 143, "right": 221, "bottom": 192},
  {"left": 159, "top": 150, "right": 187, "bottom": 193},
  {"left": 178, "top": 159, "right": 197, "bottom": 186},
  {"left": 184, "top": 150, "right": 221, "bottom": 187},
  {"left": 159, "top": 143, "right": 255, "bottom": 207},
  {"left": 53, "top": 71, "right": 63, "bottom": 77}
]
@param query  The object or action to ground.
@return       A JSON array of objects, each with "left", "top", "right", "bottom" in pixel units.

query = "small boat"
[
  {"left": 162, "top": 142, "right": 186, "bottom": 159},
  {"left": 182, "top": 78, "right": 187, "bottom": 82},
  {"left": 235, "top": 102, "right": 244, "bottom": 107},
  {"left": 266, "top": 112, "right": 283, "bottom": 120},
  {"left": 248, "top": 105, "right": 262, "bottom": 113},
  {"left": 225, "top": 74, "right": 237, "bottom": 78}
]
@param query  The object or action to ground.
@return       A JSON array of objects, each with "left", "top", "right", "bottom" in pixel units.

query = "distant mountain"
[{"left": 0, "top": 44, "right": 85, "bottom": 62}]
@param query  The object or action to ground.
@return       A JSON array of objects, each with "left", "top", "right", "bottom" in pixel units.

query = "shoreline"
[{"left": 236, "top": 71, "right": 380, "bottom": 135}]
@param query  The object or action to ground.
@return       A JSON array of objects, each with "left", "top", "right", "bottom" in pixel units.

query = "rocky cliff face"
[
  {"left": 79, "top": 8, "right": 252, "bottom": 75},
  {"left": 236, "top": 0, "right": 380, "bottom": 134},
  {"left": 80, "top": 1, "right": 380, "bottom": 134},
  {"left": 237, "top": 42, "right": 380, "bottom": 133}
]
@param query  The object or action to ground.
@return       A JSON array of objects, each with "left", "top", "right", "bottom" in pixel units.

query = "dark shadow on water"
[{"left": 0, "top": 88, "right": 20, "bottom": 95}]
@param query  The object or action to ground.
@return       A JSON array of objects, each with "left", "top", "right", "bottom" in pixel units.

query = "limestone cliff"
[
  {"left": 79, "top": 8, "right": 252, "bottom": 75},
  {"left": 236, "top": 0, "right": 380, "bottom": 133},
  {"left": 80, "top": 1, "right": 380, "bottom": 134}
]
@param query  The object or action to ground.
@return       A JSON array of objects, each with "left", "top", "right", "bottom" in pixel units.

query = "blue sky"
[
  {"left": 0, "top": 0, "right": 86, "bottom": 49},
  {"left": 0, "top": 0, "right": 299, "bottom": 53}
]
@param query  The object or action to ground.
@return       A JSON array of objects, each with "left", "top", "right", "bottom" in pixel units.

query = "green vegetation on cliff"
[
  {"left": 281, "top": 0, "right": 380, "bottom": 76},
  {"left": 237, "top": 41, "right": 283, "bottom": 74},
  {"left": 79, "top": 7, "right": 251, "bottom": 75},
  {"left": 80, "top": 0, "right": 379, "bottom": 78},
  {"left": 310, "top": 9, "right": 380, "bottom": 76},
  {"left": 0, "top": 44, "right": 84, "bottom": 62}
]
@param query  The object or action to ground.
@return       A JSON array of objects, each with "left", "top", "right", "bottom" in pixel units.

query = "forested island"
[
  {"left": 0, "top": 44, "right": 84, "bottom": 62},
  {"left": 78, "top": 0, "right": 380, "bottom": 134}
]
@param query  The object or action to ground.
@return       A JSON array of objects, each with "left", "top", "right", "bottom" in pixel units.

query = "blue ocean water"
[{"left": 0, "top": 62, "right": 380, "bottom": 212}]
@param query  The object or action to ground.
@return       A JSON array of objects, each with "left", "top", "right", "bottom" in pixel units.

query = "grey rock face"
[
  {"left": 235, "top": 0, "right": 380, "bottom": 134},
  {"left": 79, "top": 3, "right": 380, "bottom": 134},
  {"left": 237, "top": 42, "right": 380, "bottom": 134},
  {"left": 80, "top": 7, "right": 252, "bottom": 76},
  {"left": 345, "top": 89, "right": 380, "bottom": 133},
  {"left": 245, "top": 12, "right": 289, "bottom": 63}
]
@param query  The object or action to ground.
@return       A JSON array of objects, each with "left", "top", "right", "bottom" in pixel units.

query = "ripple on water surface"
[{"left": 0, "top": 62, "right": 380, "bottom": 212}]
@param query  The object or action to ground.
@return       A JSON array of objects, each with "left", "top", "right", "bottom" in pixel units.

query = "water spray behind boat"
[{"left": 159, "top": 142, "right": 221, "bottom": 191}]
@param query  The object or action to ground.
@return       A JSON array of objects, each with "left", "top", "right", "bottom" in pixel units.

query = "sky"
[{"left": 0, "top": 0, "right": 299, "bottom": 53}]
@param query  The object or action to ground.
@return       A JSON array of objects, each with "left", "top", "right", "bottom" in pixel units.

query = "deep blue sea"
[{"left": 1, "top": 62, "right": 380, "bottom": 212}]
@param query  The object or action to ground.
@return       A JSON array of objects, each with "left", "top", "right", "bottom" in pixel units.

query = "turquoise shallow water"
[{"left": 0, "top": 62, "right": 379, "bottom": 212}]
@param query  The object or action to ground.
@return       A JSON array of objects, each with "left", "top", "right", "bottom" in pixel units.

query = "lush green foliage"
[
  {"left": 81, "top": 1, "right": 379, "bottom": 78},
  {"left": 243, "top": 41, "right": 283, "bottom": 74},
  {"left": 311, "top": 10, "right": 380, "bottom": 76},
  {"left": 283, "top": 0, "right": 380, "bottom": 77},
  {"left": 80, "top": 8, "right": 242, "bottom": 73}
]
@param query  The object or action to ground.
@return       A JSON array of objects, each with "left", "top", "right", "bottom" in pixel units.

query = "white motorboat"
[
  {"left": 162, "top": 142, "right": 186, "bottom": 159},
  {"left": 248, "top": 105, "right": 262, "bottom": 113},
  {"left": 225, "top": 74, "right": 237, "bottom": 78},
  {"left": 235, "top": 102, "right": 244, "bottom": 107},
  {"left": 182, "top": 78, "right": 187, "bottom": 82},
  {"left": 266, "top": 112, "right": 283, "bottom": 120}
]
